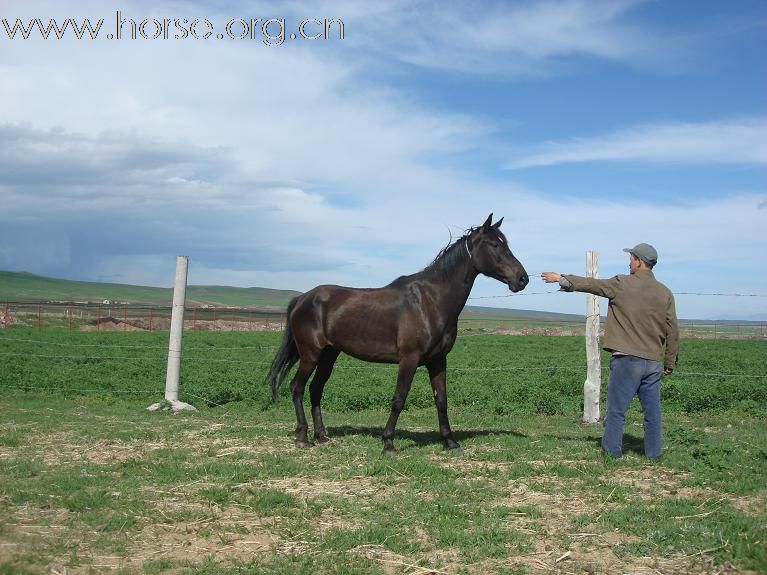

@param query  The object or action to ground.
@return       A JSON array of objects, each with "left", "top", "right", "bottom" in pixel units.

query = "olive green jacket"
[{"left": 561, "top": 270, "right": 680, "bottom": 371}]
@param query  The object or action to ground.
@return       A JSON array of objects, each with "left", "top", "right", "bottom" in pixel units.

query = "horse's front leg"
[
  {"left": 427, "top": 355, "right": 459, "bottom": 450},
  {"left": 382, "top": 356, "right": 419, "bottom": 454}
]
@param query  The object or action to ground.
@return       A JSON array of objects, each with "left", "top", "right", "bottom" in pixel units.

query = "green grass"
[
  {"left": 0, "top": 331, "right": 765, "bottom": 573},
  {"left": 0, "top": 397, "right": 764, "bottom": 574},
  {"left": 1, "top": 330, "right": 765, "bottom": 414}
]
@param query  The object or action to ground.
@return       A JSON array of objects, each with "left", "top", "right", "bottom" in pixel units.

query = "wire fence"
[
  {"left": 1, "top": 332, "right": 764, "bottom": 389},
  {"left": 1, "top": 302, "right": 286, "bottom": 332},
  {"left": 2, "top": 322, "right": 764, "bottom": 410},
  {"left": 2, "top": 301, "right": 765, "bottom": 340}
]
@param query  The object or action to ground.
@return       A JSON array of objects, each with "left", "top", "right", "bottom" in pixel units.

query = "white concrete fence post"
[
  {"left": 148, "top": 256, "right": 196, "bottom": 412},
  {"left": 583, "top": 250, "right": 601, "bottom": 423}
]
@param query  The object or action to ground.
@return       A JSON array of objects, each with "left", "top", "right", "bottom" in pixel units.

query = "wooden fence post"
[{"left": 583, "top": 251, "right": 601, "bottom": 423}]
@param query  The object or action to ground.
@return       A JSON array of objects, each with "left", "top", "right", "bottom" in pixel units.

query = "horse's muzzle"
[{"left": 507, "top": 271, "right": 529, "bottom": 293}]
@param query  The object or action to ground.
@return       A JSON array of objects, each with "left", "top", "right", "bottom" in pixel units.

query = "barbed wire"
[
  {"left": 3, "top": 326, "right": 762, "bottom": 356},
  {"left": 0, "top": 337, "right": 166, "bottom": 349},
  {"left": 468, "top": 290, "right": 560, "bottom": 300},
  {"left": 674, "top": 292, "right": 764, "bottom": 297},
  {"left": 0, "top": 336, "right": 279, "bottom": 351},
  {"left": 1, "top": 384, "right": 157, "bottom": 394},
  {"left": 0, "top": 351, "right": 164, "bottom": 361},
  {"left": 0, "top": 384, "right": 225, "bottom": 408},
  {"left": 1, "top": 321, "right": 762, "bottom": 346},
  {"left": 0, "top": 350, "right": 764, "bottom": 378},
  {"left": 468, "top": 290, "right": 766, "bottom": 301},
  {"left": 5, "top": 287, "right": 764, "bottom": 310}
]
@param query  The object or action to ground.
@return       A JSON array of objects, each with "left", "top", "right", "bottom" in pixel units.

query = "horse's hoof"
[
  {"left": 315, "top": 435, "right": 330, "bottom": 444},
  {"left": 445, "top": 440, "right": 462, "bottom": 451},
  {"left": 382, "top": 447, "right": 398, "bottom": 456},
  {"left": 295, "top": 439, "right": 312, "bottom": 448}
]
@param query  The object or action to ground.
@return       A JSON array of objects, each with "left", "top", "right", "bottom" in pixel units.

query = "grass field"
[{"left": 1, "top": 330, "right": 766, "bottom": 574}]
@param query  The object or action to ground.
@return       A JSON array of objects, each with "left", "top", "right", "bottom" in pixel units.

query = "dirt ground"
[{"left": 1, "top": 423, "right": 761, "bottom": 575}]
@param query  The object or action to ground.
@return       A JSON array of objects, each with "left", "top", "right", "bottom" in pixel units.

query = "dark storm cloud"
[
  {"left": 0, "top": 123, "right": 350, "bottom": 280},
  {"left": 0, "top": 123, "right": 231, "bottom": 190}
]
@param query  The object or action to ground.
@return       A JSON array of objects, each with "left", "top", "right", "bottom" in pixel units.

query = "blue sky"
[{"left": 1, "top": 0, "right": 765, "bottom": 320}]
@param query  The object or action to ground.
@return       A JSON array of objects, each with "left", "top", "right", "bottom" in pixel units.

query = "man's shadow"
[{"left": 590, "top": 433, "right": 646, "bottom": 456}]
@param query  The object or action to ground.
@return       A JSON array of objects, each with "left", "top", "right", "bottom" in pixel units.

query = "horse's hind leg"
[
  {"left": 290, "top": 357, "right": 317, "bottom": 448},
  {"left": 309, "top": 347, "right": 340, "bottom": 443}
]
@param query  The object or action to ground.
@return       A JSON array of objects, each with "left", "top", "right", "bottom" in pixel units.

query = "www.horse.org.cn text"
[{"left": 1, "top": 12, "right": 345, "bottom": 46}]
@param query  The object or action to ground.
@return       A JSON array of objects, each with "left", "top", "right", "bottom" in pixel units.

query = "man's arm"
[{"left": 541, "top": 272, "right": 619, "bottom": 299}]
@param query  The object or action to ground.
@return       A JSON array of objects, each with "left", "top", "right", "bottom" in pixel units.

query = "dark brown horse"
[{"left": 266, "top": 214, "right": 528, "bottom": 453}]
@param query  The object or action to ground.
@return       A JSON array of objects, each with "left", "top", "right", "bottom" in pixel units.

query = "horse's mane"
[
  {"left": 421, "top": 228, "right": 475, "bottom": 279},
  {"left": 424, "top": 224, "right": 511, "bottom": 277},
  {"left": 388, "top": 224, "right": 508, "bottom": 287}
]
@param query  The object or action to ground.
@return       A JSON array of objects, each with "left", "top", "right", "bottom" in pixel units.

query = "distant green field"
[{"left": 0, "top": 271, "right": 301, "bottom": 308}]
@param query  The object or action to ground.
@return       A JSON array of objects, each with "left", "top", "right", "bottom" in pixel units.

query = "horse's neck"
[
  {"left": 426, "top": 257, "right": 478, "bottom": 321},
  {"left": 449, "top": 271, "right": 478, "bottom": 317}
]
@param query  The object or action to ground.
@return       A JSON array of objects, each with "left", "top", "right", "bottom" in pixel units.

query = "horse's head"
[{"left": 467, "top": 214, "right": 529, "bottom": 293}]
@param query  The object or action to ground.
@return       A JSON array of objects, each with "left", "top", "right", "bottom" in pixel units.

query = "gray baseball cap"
[{"left": 623, "top": 243, "right": 658, "bottom": 266}]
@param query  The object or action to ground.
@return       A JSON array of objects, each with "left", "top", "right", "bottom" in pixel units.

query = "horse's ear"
[
  {"left": 482, "top": 213, "right": 493, "bottom": 231},
  {"left": 493, "top": 217, "right": 504, "bottom": 229}
]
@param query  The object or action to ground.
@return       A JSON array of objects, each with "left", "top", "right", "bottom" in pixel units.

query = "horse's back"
[{"left": 290, "top": 284, "right": 411, "bottom": 362}]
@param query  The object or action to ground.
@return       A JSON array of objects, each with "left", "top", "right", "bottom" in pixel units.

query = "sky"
[{"left": 1, "top": 0, "right": 765, "bottom": 320}]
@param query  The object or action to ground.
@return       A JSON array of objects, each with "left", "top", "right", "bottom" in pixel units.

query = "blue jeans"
[{"left": 602, "top": 355, "right": 662, "bottom": 458}]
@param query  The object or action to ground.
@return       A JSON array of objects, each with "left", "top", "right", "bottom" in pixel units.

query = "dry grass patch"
[
  {"left": 2, "top": 504, "right": 111, "bottom": 575},
  {"left": 731, "top": 492, "right": 767, "bottom": 518},
  {"left": 348, "top": 543, "right": 453, "bottom": 575},
  {"left": 252, "top": 476, "right": 382, "bottom": 499},
  {"left": 2, "top": 499, "right": 280, "bottom": 572},
  {"left": 127, "top": 505, "right": 278, "bottom": 566}
]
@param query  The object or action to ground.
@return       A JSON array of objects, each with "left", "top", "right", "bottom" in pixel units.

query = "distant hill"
[
  {"left": 0, "top": 270, "right": 585, "bottom": 321},
  {"left": 0, "top": 271, "right": 301, "bottom": 310}
]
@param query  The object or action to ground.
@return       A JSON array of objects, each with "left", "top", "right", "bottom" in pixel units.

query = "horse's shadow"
[{"left": 325, "top": 424, "right": 527, "bottom": 448}]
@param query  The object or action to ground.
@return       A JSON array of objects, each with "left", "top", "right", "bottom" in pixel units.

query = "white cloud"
[
  {"left": 507, "top": 117, "right": 767, "bottom": 168},
  {"left": 337, "top": 0, "right": 665, "bottom": 75}
]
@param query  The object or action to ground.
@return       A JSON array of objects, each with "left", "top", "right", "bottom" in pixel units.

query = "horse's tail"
[{"left": 267, "top": 297, "right": 300, "bottom": 402}]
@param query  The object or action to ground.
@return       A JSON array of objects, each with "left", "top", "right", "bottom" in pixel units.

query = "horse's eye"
[{"left": 488, "top": 241, "right": 499, "bottom": 248}]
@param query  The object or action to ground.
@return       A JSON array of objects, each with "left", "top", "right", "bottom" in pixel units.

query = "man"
[{"left": 541, "top": 243, "right": 679, "bottom": 459}]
